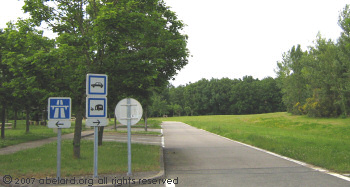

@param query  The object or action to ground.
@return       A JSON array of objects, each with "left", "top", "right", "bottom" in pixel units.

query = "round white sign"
[{"left": 115, "top": 98, "right": 143, "bottom": 125}]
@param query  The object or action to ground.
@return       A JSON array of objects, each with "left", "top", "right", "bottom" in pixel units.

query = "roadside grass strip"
[{"left": 104, "top": 129, "right": 162, "bottom": 136}]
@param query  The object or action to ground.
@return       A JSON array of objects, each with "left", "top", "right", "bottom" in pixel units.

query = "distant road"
[{"left": 160, "top": 121, "right": 350, "bottom": 187}]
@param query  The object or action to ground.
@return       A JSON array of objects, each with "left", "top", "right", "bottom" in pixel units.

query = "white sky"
[{"left": 1, "top": 0, "right": 349, "bottom": 86}]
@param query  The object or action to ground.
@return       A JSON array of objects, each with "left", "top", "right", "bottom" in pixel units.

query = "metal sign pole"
[
  {"left": 115, "top": 98, "right": 143, "bottom": 176},
  {"left": 57, "top": 128, "right": 61, "bottom": 179},
  {"left": 127, "top": 98, "right": 132, "bottom": 176},
  {"left": 94, "top": 126, "right": 98, "bottom": 178},
  {"left": 86, "top": 74, "right": 108, "bottom": 178}
]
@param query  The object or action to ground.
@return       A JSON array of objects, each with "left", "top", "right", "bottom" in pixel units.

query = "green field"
[
  {"left": 0, "top": 140, "right": 160, "bottom": 178},
  {"left": 154, "top": 112, "right": 350, "bottom": 174}
]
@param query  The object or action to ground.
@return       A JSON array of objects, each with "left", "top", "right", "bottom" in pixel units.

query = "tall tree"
[
  {"left": 23, "top": 0, "right": 189, "bottom": 157},
  {"left": 0, "top": 29, "right": 10, "bottom": 139},
  {"left": 301, "top": 35, "right": 341, "bottom": 117},
  {"left": 337, "top": 4, "right": 350, "bottom": 116},
  {"left": 2, "top": 20, "right": 54, "bottom": 133},
  {"left": 275, "top": 45, "right": 308, "bottom": 114},
  {"left": 24, "top": 0, "right": 105, "bottom": 158},
  {"left": 93, "top": 0, "right": 189, "bottom": 100}
]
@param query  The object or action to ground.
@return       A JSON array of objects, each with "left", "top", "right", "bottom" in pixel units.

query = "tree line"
[
  {"left": 0, "top": 0, "right": 189, "bottom": 158},
  {"left": 275, "top": 5, "right": 350, "bottom": 117},
  {"left": 148, "top": 76, "right": 285, "bottom": 117}
]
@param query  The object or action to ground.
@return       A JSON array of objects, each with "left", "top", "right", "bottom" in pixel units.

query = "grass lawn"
[
  {"left": 0, "top": 120, "right": 76, "bottom": 148},
  {"left": 0, "top": 140, "right": 160, "bottom": 178},
  {"left": 154, "top": 112, "right": 350, "bottom": 174}
]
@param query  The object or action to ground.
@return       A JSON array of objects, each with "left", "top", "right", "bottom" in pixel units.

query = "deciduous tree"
[{"left": 23, "top": 0, "right": 189, "bottom": 157}]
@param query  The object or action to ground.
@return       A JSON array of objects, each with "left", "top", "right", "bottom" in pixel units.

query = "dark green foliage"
[
  {"left": 276, "top": 4, "right": 350, "bottom": 117},
  {"left": 1, "top": 20, "right": 55, "bottom": 135},
  {"left": 149, "top": 77, "right": 284, "bottom": 117}
]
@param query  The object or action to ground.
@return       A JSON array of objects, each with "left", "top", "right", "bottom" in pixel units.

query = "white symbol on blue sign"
[{"left": 49, "top": 98, "right": 71, "bottom": 120}]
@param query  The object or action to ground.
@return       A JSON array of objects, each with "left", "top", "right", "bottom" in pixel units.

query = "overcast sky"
[
  {"left": 165, "top": 0, "right": 349, "bottom": 86},
  {"left": 1, "top": 0, "right": 349, "bottom": 86}
]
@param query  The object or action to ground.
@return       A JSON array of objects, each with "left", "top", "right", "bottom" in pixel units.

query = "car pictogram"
[{"left": 91, "top": 82, "right": 103, "bottom": 88}]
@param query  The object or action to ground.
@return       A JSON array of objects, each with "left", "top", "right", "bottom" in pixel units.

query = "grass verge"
[
  {"left": 0, "top": 120, "right": 75, "bottom": 148},
  {"left": 153, "top": 112, "right": 350, "bottom": 173},
  {"left": 104, "top": 129, "right": 161, "bottom": 136},
  {"left": 132, "top": 119, "right": 162, "bottom": 129},
  {"left": 0, "top": 140, "right": 160, "bottom": 178}
]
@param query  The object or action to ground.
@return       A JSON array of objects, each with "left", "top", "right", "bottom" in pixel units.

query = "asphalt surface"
[
  {"left": 155, "top": 121, "right": 350, "bottom": 187},
  {"left": 82, "top": 128, "right": 162, "bottom": 146}
]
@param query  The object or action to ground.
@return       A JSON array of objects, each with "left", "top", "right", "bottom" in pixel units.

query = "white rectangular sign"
[
  {"left": 86, "top": 74, "right": 108, "bottom": 96},
  {"left": 86, "top": 118, "right": 108, "bottom": 127},
  {"left": 86, "top": 97, "right": 107, "bottom": 118},
  {"left": 48, "top": 120, "right": 71, "bottom": 128}
]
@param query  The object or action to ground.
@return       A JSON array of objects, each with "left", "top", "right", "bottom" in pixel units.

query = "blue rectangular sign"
[{"left": 48, "top": 98, "right": 71, "bottom": 120}]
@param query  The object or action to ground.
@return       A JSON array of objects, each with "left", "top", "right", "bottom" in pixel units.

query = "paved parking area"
[{"left": 82, "top": 128, "right": 163, "bottom": 146}]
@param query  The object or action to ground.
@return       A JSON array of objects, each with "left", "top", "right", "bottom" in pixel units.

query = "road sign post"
[
  {"left": 57, "top": 128, "right": 61, "bottom": 179},
  {"left": 115, "top": 98, "right": 143, "bottom": 176},
  {"left": 94, "top": 126, "right": 98, "bottom": 178},
  {"left": 48, "top": 97, "right": 72, "bottom": 179},
  {"left": 127, "top": 98, "right": 132, "bottom": 176},
  {"left": 86, "top": 74, "right": 108, "bottom": 178}
]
